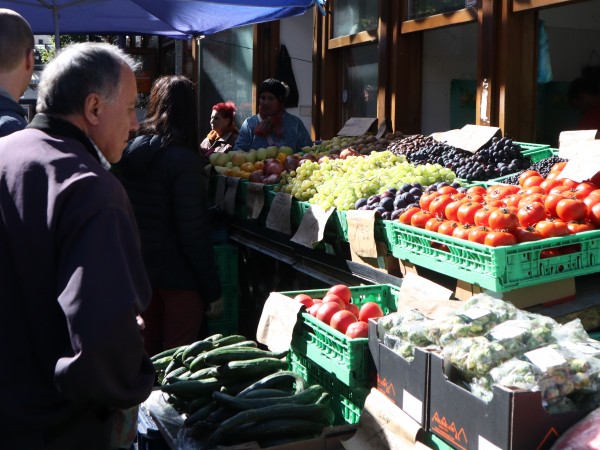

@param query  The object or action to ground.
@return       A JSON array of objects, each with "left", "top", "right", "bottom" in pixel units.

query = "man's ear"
[
  {"left": 83, "top": 94, "right": 102, "bottom": 125},
  {"left": 25, "top": 48, "right": 35, "bottom": 71}
]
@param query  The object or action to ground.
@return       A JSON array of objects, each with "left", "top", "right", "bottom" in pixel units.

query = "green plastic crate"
[
  {"left": 282, "top": 284, "right": 399, "bottom": 386},
  {"left": 213, "top": 243, "right": 238, "bottom": 286},
  {"left": 514, "top": 141, "right": 551, "bottom": 153},
  {"left": 385, "top": 221, "right": 600, "bottom": 292},
  {"left": 287, "top": 348, "right": 368, "bottom": 425}
]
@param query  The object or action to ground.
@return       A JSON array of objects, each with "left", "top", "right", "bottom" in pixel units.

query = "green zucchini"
[
  {"left": 215, "top": 357, "right": 287, "bottom": 379},
  {"left": 239, "top": 388, "right": 294, "bottom": 399},
  {"left": 212, "top": 334, "right": 248, "bottom": 348},
  {"left": 163, "top": 367, "right": 189, "bottom": 383},
  {"left": 187, "top": 367, "right": 218, "bottom": 381},
  {"left": 203, "top": 347, "right": 287, "bottom": 367},
  {"left": 204, "top": 403, "right": 334, "bottom": 449},
  {"left": 181, "top": 340, "right": 215, "bottom": 361},
  {"left": 151, "top": 356, "right": 173, "bottom": 370},
  {"left": 188, "top": 341, "right": 257, "bottom": 372},
  {"left": 183, "top": 401, "right": 219, "bottom": 427},
  {"left": 236, "top": 371, "right": 307, "bottom": 398},
  {"left": 150, "top": 346, "right": 183, "bottom": 362},
  {"left": 160, "top": 378, "right": 223, "bottom": 401},
  {"left": 213, "top": 384, "right": 324, "bottom": 411},
  {"left": 204, "top": 333, "right": 224, "bottom": 342},
  {"left": 223, "top": 418, "right": 325, "bottom": 446}
]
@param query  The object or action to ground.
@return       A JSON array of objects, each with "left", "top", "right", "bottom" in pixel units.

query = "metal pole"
[{"left": 53, "top": 1, "right": 60, "bottom": 51}]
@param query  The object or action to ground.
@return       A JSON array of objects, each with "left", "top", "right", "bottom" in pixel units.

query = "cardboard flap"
[
  {"left": 557, "top": 140, "right": 600, "bottom": 182},
  {"left": 346, "top": 209, "right": 378, "bottom": 258},
  {"left": 338, "top": 117, "right": 378, "bottom": 137},
  {"left": 342, "top": 389, "right": 423, "bottom": 450},
  {"left": 246, "top": 182, "right": 265, "bottom": 219},
  {"left": 291, "top": 204, "right": 334, "bottom": 248},
  {"left": 434, "top": 125, "right": 501, "bottom": 153},
  {"left": 265, "top": 192, "right": 292, "bottom": 235},
  {"left": 256, "top": 292, "right": 303, "bottom": 352}
]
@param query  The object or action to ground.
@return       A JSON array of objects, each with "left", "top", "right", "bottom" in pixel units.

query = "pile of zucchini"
[{"left": 150, "top": 333, "right": 334, "bottom": 448}]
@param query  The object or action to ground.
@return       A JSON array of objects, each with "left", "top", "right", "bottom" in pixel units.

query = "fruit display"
[
  {"left": 278, "top": 150, "right": 456, "bottom": 210},
  {"left": 311, "top": 131, "right": 403, "bottom": 155},
  {"left": 150, "top": 333, "right": 335, "bottom": 449},
  {"left": 292, "top": 284, "right": 384, "bottom": 338},
  {"left": 378, "top": 293, "right": 600, "bottom": 412},
  {"left": 393, "top": 160, "right": 600, "bottom": 246},
  {"left": 494, "top": 154, "right": 567, "bottom": 184}
]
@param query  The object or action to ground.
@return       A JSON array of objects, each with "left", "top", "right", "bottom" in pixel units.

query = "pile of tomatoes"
[
  {"left": 397, "top": 161, "right": 600, "bottom": 247},
  {"left": 292, "top": 284, "right": 384, "bottom": 338}
]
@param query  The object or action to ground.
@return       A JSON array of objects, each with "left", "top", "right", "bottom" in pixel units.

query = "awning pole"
[{"left": 53, "top": 1, "right": 60, "bottom": 51}]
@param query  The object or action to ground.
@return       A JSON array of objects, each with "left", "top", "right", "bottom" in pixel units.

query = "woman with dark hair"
[
  {"left": 113, "top": 75, "right": 223, "bottom": 356},
  {"left": 235, "top": 78, "right": 312, "bottom": 151},
  {"left": 200, "top": 101, "right": 239, "bottom": 157}
]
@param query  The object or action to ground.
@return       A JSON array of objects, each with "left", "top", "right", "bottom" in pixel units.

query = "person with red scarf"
[
  {"left": 200, "top": 101, "right": 239, "bottom": 158},
  {"left": 235, "top": 78, "right": 312, "bottom": 151}
]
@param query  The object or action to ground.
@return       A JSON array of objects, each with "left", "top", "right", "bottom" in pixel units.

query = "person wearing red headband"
[{"left": 200, "top": 101, "right": 239, "bottom": 157}]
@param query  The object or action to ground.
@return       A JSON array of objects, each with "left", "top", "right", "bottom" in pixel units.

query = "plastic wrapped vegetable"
[
  {"left": 485, "top": 317, "right": 555, "bottom": 355},
  {"left": 380, "top": 309, "right": 427, "bottom": 332},
  {"left": 552, "top": 318, "right": 594, "bottom": 344},
  {"left": 383, "top": 310, "right": 434, "bottom": 361},
  {"left": 444, "top": 336, "right": 513, "bottom": 379},
  {"left": 384, "top": 333, "right": 417, "bottom": 361}
]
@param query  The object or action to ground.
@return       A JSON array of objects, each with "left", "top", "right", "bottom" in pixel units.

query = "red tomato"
[
  {"left": 573, "top": 182, "right": 599, "bottom": 200},
  {"left": 307, "top": 303, "right": 321, "bottom": 316},
  {"left": 437, "top": 185, "right": 459, "bottom": 195},
  {"left": 550, "top": 161, "right": 568, "bottom": 173},
  {"left": 516, "top": 202, "right": 547, "bottom": 228},
  {"left": 519, "top": 170, "right": 542, "bottom": 187},
  {"left": 468, "top": 226, "right": 490, "bottom": 244},
  {"left": 474, "top": 206, "right": 497, "bottom": 228},
  {"left": 521, "top": 175, "right": 544, "bottom": 188},
  {"left": 540, "top": 248, "right": 563, "bottom": 259},
  {"left": 561, "top": 178, "right": 579, "bottom": 189},
  {"left": 465, "top": 193, "right": 485, "bottom": 203},
  {"left": 322, "top": 293, "right": 345, "bottom": 309},
  {"left": 419, "top": 192, "right": 440, "bottom": 211},
  {"left": 345, "top": 302, "right": 360, "bottom": 318},
  {"left": 429, "top": 194, "right": 454, "bottom": 218},
  {"left": 566, "top": 220, "right": 595, "bottom": 234},
  {"left": 584, "top": 195, "right": 600, "bottom": 214},
  {"left": 358, "top": 302, "right": 384, "bottom": 322},
  {"left": 293, "top": 294, "right": 314, "bottom": 308},
  {"left": 411, "top": 210, "right": 433, "bottom": 228},
  {"left": 503, "top": 194, "right": 523, "bottom": 209},
  {"left": 467, "top": 185, "right": 487, "bottom": 196},
  {"left": 457, "top": 201, "right": 484, "bottom": 225},
  {"left": 327, "top": 284, "right": 352, "bottom": 304},
  {"left": 425, "top": 216, "right": 446, "bottom": 232},
  {"left": 484, "top": 230, "right": 517, "bottom": 247},
  {"left": 330, "top": 310, "right": 358, "bottom": 334},
  {"left": 438, "top": 220, "right": 459, "bottom": 236},
  {"left": 589, "top": 203, "right": 600, "bottom": 227},
  {"left": 556, "top": 198, "right": 587, "bottom": 222},
  {"left": 483, "top": 199, "right": 505, "bottom": 208},
  {"left": 539, "top": 178, "right": 563, "bottom": 194},
  {"left": 513, "top": 226, "right": 543, "bottom": 243},
  {"left": 549, "top": 185, "right": 572, "bottom": 195},
  {"left": 444, "top": 199, "right": 467, "bottom": 222},
  {"left": 345, "top": 321, "right": 369, "bottom": 339},
  {"left": 451, "top": 192, "right": 467, "bottom": 201},
  {"left": 518, "top": 193, "right": 546, "bottom": 209},
  {"left": 535, "top": 219, "right": 570, "bottom": 238},
  {"left": 519, "top": 185, "right": 546, "bottom": 196},
  {"left": 486, "top": 185, "right": 514, "bottom": 201},
  {"left": 488, "top": 207, "right": 519, "bottom": 231},
  {"left": 544, "top": 193, "right": 567, "bottom": 217},
  {"left": 399, "top": 206, "right": 421, "bottom": 225},
  {"left": 452, "top": 224, "right": 473, "bottom": 240},
  {"left": 316, "top": 302, "right": 342, "bottom": 324}
]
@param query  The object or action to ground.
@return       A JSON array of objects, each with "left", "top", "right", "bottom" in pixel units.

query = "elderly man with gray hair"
[{"left": 0, "top": 42, "right": 155, "bottom": 449}]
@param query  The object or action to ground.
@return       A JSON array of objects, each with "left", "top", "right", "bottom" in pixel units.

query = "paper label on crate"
[
  {"left": 558, "top": 129, "right": 598, "bottom": 149},
  {"left": 265, "top": 192, "right": 292, "bottom": 235},
  {"left": 458, "top": 306, "right": 493, "bottom": 322},
  {"left": 524, "top": 347, "right": 567, "bottom": 372},
  {"left": 256, "top": 292, "right": 303, "bottom": 353},
  {"left": 399, "top": 272, "right": 453, "bottom": 306},
  {"left": 478, "top": 435, "right": 503, "bottom": 450},
  {"left": 436, "top": 124, "right": 501, "bottom": 153},
  {"left": 488, "top": 322, "right": 529, "bottom": 341},
  {"left": 214, "top": 175, "right": 227, "bottom": 208},
  {"left": 346, "top": 209, "right": 378, "bottom": 258},
  {"left": 402, "top": 389, "right": 423, "bottom": 424},
  {"left": 246, "top": 182, "right": 265, "bottom": 219},
  {"left": 343, "top": 389, "right": 423, "bottom": 450},
  {"left": 337, "top": 117, "right": 377, "bottom": 137},
  {"left": 223, "top": 176, "right": 240, "bottom": 216},
  {"left": 557, "top": 140, "right": 600, "bottom": 182},
  {"left": 290, "top": 204, "right": 334, "bottom": 248}
]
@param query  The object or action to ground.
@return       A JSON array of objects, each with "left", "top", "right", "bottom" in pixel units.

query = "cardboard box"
[
  {"left": 216, "top": 424, "right": 357, "bottom": 450},
  {"left": 368, "top": 319, "right": 430, "bottom": 427},
  {"left": 428, "top": 353, "right": 587, "bottom": 450},
  {"left": 454, "top": 277, "right": 576, "bottom": 309}
]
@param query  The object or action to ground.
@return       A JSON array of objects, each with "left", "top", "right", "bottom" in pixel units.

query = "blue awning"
[{"left": 0, "top": 0, "right": 319, "bottom": 38}]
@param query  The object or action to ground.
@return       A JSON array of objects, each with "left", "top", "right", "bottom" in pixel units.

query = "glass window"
[
  {"left": 198, "top": 26, "right": 253, "bottom": 137},
  {"left": 332, "top": 0, "right": 378, "bottom": 38},
  {"left": 341, "top": 43, "right": 379, "bottom": 122},
  {"left": 408, "top": 0, "right": 467, "bottom": 20}
]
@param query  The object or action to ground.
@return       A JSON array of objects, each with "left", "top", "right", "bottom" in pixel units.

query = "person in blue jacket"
[{"left": 235, "top": 78, "right": 312, "bottom": 151}]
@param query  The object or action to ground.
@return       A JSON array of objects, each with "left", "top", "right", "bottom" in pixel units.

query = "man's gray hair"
[{"left": 36, "top": 42, "right": 140, "bottom": 115}]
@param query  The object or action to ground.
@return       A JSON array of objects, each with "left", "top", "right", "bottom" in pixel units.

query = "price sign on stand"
[
  {"left": 256, "top": 292, "right": 303, "bottom": 353},
  {"left": 266, "top": 192, "right": 292, "bottom": 235},
  {"left": 346, "top": 209, "right": 378, "bottom": 258},
  {"left": 558, "top": 140, "right": 600, "bottom": 182},
  {"left": 214, "top": 175, "right": 227, "bottom": 208},
  {"left": 437, "top": 124, "right": 501, "bottom": 153},
  {"left": 246, "top": 182, "right": 265, "bottom": 219},
  {"left": 291, "top": 204, "right": 334, "bottom": 248},
  {"left": 558, "top": 129, "right": 598, "bottom": 150},
  {"left": 223, "top": 176, "right": 240, "bottom": 216},
  {"left": 337, "top": 117, "right": 378, "bottom": 137}
]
